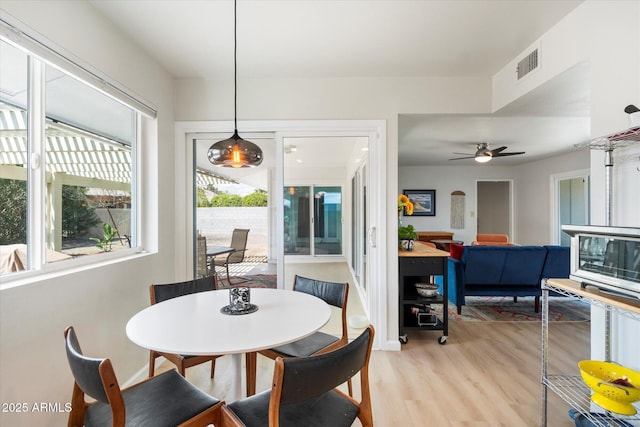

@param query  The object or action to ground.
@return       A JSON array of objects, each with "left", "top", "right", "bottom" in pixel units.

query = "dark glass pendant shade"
[{"left": 208, "top": 131, "right": 263, "bottom": 168}]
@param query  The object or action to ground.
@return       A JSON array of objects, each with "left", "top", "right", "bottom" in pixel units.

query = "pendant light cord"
[{"left": 234, "top": 0, "right": 238, "bottom": 133}]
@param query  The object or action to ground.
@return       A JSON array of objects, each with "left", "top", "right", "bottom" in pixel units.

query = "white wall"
[
  {"left": 516, "top": 150, "right": 592, "bottom": 244},
  {"left": 0, "top": 2, "right": 175, "bottom": 426}
]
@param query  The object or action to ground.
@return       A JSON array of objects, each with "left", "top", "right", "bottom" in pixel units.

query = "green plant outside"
[
  {"left": 0, "top": 179, "right": 101, "bottom": 245},
  {"left": 0, "top": 178, "right": 27, "bottom": 244},
  {"left": 210, "top": 193, "right": 243, "bottom": 207},
  {"left": 90, "top": 223, "right": 117, "bottom": 252},
  {"left": 200, "top": 190, "right": 268, "bottom": 207},
  {"left": 61, "top": 185, "right": 101, "bottom": 238},
  {"left": 241, "top": 191, "right": 268, "bottom": 207},
  {"left": 196, "top": 187, "right": 210, "bottom": 207}
]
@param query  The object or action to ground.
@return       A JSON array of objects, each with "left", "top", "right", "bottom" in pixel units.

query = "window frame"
[{"left": 0, "top": 17, "right": 155, "bottom": 286}]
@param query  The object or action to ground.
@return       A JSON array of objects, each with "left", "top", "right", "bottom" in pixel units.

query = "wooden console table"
[
  {"left": 430, "top": 239, "right": 463, "bottom": 251},
  {"left": 416, "top": 231, "right": 454, "bottom": 243}
]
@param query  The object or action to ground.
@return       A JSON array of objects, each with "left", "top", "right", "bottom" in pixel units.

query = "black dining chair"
[
  {"left": 222, "top": 325, "right": 375, "bottom": 427},
  {"left": 254, "top": 275, "right": 352, "bottom": 395},
  {"left": 148, "top": 275, "right": 220, "bottom": 379},
  {"left": 64, "top": 326, "right": 223, "bottom": 427},
  {"left": 149, "top": 275, "right": 258, "bottom": 395}
]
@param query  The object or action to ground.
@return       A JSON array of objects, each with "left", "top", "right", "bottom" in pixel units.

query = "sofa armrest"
[
  {"left": 542, "top": 246, "right": 571, "bottom": 279},
  {"left": 446, "top": 257, "right": 466, "bottom": 308}
]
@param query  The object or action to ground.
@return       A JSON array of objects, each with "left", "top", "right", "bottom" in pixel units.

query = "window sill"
[{"left": 0, "top": 248, "right": 152, "bottom": 291}]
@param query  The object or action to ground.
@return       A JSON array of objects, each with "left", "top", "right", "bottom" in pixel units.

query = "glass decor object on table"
[{"left": 222, "top": 287, "right": 258, "bottom": 315}]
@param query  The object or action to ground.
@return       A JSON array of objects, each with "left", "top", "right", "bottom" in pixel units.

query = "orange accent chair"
[{"left": 471, "top": 234, "right": 514, "bottom": 246}]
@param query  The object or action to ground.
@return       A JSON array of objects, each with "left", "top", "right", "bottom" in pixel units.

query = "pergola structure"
[{"left": 0, "top": 104, "right": 235, "bottom": 250}]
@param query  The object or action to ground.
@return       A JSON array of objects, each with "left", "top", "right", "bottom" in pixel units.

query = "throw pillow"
[{"left": 449, "top": 243, "right": 465, "bottom": 260}]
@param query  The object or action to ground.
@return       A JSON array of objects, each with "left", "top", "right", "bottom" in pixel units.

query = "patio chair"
[
  {"left": 472, "top": 233, "right": 513, "bottom": 246},
  {"left": 64, "top": 326, "right": 223, "bottom": 427},
  {"left": 223, "top": 325, "right": 374, "bottom": 427},
  {"left": 196, "top": 231, "right": 208, "bottom": 278},
  {"left": 212, "top": 228, "right": 249, "bottom": 285}
]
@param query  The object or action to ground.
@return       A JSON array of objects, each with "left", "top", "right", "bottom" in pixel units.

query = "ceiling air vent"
[{"left": 517, "top": 48, "right": 538, "bottom": 80}]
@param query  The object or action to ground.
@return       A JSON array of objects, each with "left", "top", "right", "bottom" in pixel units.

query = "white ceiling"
[{"left": 89, "top": 0, "right": 589, "bottom": 167}]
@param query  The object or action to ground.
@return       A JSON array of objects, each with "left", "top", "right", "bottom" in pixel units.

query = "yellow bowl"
[{"left": 578, "top": 360, "right": 640, "bottom": 415}]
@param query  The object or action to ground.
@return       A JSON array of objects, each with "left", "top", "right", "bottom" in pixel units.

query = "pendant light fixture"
[{"left": 208, "top": 0, "right": 263, "bottom": 168}]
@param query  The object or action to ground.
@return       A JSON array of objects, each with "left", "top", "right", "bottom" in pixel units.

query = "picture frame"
[{"left": 404, "top": 189, "right": 436, "bottom": 216}]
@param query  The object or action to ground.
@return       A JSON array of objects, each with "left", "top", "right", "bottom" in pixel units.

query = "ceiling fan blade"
[
  {"left": 493, "top": 151, "right": 525, "bottom": 157},
  {"left": 452, "top": 152, "right": 474, "bottom": 156},
  {"left": 448, "top": 156, "right": 477, "bottom": 160},
  {"left": 489, "top": 146, "right": 508, "bottom": 155}
]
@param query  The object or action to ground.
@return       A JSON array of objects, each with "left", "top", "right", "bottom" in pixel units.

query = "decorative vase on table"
[{"left": 399, "top": 238, "right": 415, "bottom": 251}]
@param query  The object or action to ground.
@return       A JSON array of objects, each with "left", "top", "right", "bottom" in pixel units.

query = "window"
[{"left": 0, "top": 20, "right": 154, "bottom": 279}]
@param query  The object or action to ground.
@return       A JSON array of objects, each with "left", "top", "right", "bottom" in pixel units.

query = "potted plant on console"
[
  {"left": 399, "top": 224, "right": 417, "bottom": 251},
  {"left": 398, "top": 194, "right": 416, "bottom": 251}
]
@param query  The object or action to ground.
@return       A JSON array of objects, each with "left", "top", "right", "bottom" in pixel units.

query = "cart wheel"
[
  {"left": 399, "top": 335, "right": 408, "bottom": 344},
  {"left": 438, "top": 335, "right": 448, "bottom": 345}
]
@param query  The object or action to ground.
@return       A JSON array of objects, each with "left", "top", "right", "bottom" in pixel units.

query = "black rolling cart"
[{"left": 399, "top": 242, "right": 449, "bottom": 345}]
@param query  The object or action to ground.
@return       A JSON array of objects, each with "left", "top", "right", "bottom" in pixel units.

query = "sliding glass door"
[
  {"left": 284, "top": 185, "right": 342, "bottom": 256},
  {"left": 284, "top": 186, "right": 310, "bottom": 255}
]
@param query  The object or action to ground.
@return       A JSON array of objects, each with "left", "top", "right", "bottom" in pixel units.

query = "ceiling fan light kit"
[
  {"left": 449, "top": 142, "right": 525, "bottom": 163},
  {"left": 208, "top": 0, "right": 263, "bottom": 168}
]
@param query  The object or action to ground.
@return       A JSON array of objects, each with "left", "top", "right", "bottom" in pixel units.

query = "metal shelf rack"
[{"left": 541, "top": 279, "right": 640, "bottom": 427}]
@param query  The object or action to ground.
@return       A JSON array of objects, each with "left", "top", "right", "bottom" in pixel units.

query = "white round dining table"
[{"left": 126, "top": 288, "right": 331, "bottom": 400}]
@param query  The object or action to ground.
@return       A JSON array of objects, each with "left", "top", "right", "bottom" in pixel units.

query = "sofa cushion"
[
  {"left": 462, "top": 246, "right": 508, "bottom": 285},
  {"left": 449, "top": 245, "right": 564, "bottom": 312},
  {"left": 461, "top": 246, "right": 548, "bottom": 286},
  {"left": 500, "top": 246, "right": 548, "bottom": 285}
]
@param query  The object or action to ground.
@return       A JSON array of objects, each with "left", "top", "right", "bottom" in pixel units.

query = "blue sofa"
[{"left": 443, "top": 245, "right": 570, "bottom": 314}]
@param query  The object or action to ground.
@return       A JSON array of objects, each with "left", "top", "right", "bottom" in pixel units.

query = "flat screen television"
[{"left": 562, "top": 225, "right": 640, "bottom": 299}]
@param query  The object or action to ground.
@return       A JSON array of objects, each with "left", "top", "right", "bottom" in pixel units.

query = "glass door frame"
[{"left": 551, "top": 169, "right": 591, "bottom": 244}]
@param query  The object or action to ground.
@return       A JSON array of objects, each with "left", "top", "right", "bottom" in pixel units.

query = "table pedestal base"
[{"left": 230, "top": 353, "right": 243, "bottom": 401}]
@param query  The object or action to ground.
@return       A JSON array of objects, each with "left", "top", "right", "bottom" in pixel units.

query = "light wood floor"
[{"left": 158, "top": 320, "right": 590, "bottom": 426}]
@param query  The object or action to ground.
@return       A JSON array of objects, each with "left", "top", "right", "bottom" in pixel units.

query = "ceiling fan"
[{"left": 449, "top": 143, "right": 525, "bottom": 163}]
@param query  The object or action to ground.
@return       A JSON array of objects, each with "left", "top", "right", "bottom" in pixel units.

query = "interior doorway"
[
  {"left": 551, "top": 170, "right": 590, "bottom": 245},
  {"left": 476, "top": 180, "right": 513, "bottom": 238}
]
